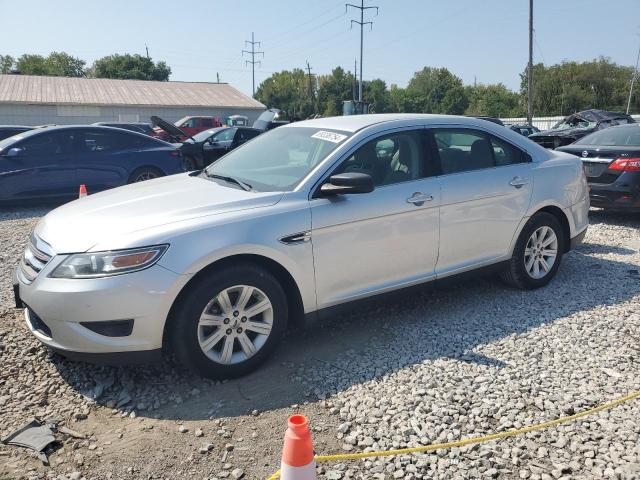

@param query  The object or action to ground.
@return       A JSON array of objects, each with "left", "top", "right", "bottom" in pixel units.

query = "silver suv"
[{"left": 15, "top": 114, "right": 589, "bottom": 378}]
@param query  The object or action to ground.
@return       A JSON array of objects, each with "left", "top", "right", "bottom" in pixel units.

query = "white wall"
[{"left": 0, "top": 104, "right": 265, "bottom": 126}]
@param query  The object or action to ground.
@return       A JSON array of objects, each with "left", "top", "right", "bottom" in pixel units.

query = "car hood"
[{"left": 35, "top": 174, "right": 284, "bottom": 253}]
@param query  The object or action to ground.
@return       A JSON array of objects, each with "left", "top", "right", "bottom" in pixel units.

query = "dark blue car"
[{"left": 0, "top": 125, "right": 185, "bottom": 202}]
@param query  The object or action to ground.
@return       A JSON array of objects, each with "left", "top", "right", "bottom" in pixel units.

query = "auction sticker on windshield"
[{"left": 311, "top": 131, "right": 348, "bottom": 143}]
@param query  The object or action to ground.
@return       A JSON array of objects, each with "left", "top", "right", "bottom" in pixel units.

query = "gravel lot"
[{"left": 0, "top": 206, "right": 639, "bottom": 480}]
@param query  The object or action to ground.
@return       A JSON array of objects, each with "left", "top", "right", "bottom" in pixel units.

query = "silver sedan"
[{"left": 16, "top": 114, "right": 589, "bottom": 378}]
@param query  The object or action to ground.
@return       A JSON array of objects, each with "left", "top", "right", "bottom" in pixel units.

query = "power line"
[
  {"left": 242, "top": 32, "right": 264, "bottom": 97},
  {"left": 346, "top": 0, "right": 378, "bottom": 102}
]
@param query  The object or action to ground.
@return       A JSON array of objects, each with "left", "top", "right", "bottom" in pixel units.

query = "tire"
[
  {"left": 127, "top": 167, "right": 164, "bottom": 184},
  {"left": 168, "top": 263, "right": 288, "bottom": 379},
  {"left": 500, "top": 212, "right": 565, "bottom": 289}
]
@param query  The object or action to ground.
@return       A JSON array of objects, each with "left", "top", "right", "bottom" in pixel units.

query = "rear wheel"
[
  {"left": 128, "top": 167, "right": 164, "bottom": 183},
  {"left": 169, "top": 263, "right": 287, "bottom": 379},
  {"left": 500, "top": 212, "right": 565, "bottom": 289}
]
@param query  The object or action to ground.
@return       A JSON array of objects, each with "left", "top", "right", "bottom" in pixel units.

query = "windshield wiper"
[{"left": 205, "top": 172, "right": 252, "bottom": 191}]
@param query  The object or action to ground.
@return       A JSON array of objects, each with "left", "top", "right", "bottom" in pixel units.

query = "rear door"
[
  {"left": 1, "top": 130, "right": 77, "bottom": 200},
  {"left": 72, "top": 129, "right": 142, "bottom": 191},
  {"left": 430, "top": 127, "right": 534, "bottom": 276}
]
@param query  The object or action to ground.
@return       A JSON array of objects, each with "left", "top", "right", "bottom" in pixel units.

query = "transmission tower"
[
  {"left": 346, "top": 0, "right": 378, "bottom": 102},
  {"left": 242, "top": 32, "right": 264, "bottom": 98}
]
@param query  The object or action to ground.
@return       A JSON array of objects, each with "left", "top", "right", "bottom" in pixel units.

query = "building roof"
[{"left": 0, "top": 74, "right": 265, "bottom": 110}]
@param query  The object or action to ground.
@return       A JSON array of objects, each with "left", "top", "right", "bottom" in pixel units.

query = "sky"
[{"left": 1, "top": 0, "right": 639, "bottom": 97}]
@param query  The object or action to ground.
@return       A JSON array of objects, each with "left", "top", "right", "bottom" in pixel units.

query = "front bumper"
[{"left": 16, "top": 261, "right": 191, "bottom": 363}]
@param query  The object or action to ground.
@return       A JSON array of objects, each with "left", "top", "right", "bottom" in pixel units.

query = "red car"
[{"left": 152, "top": 116, "right": 222, "bottom": 141}]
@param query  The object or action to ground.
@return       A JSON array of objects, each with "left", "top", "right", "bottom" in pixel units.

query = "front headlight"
[{"left": 50, "top": 245, "right": 169, "bottom": 279}]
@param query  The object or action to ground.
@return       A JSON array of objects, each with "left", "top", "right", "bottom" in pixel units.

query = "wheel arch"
[
  {"left": 535, "top": 205, "right": 571, "bottom": 253},
  {"left": 127, "top": 165, "right": 166, "bottom": 183},
  {"left": 163, "top": 253, "right": 305, "bottom": 349}
]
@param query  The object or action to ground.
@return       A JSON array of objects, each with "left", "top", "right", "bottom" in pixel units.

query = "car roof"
[
  {"left": 0, "top": 125, "right": 33, "bottom": 129},
  {"left": 283, "top": 113, "right": 510, "bottom": 133},
  {"left": 2, "top": 124, "right": 173, "bottom": 144}
]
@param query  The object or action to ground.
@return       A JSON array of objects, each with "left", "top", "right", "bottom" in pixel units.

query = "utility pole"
[
  {"left": 626, "top": 36, "right": 640, "bottom": 114},
  {"left": 216, "top": 72, "right": 220, "bottom": 84},
  {"left": 527, "top": 0, "right": 534, "bottom": 124},
  {"left": 145, "top": 45, "right": 149, "bottom": 59},
  {"left": 346, "top": 0, "right": 378, "bottom": 102},
  {"left": 353, "top": 59, "right": 357, "bottom": 101},
  {"left": 306, "top": 60, "right": 316, "bottom": 113},
  {"left": 242, "top": 32, "right": 264, "bottom": 98}
]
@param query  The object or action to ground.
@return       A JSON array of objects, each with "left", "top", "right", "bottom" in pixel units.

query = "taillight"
[
  {"left": 170, "top": 150, "right": 181, "bottom": 157},
  {"left": 609, "top": 158, "right": 640, "bottom": 171}
]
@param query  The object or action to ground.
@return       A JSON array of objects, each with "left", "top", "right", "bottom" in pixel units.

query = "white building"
[{"left": 0, "top": 74, "right": 265, "bottom": 126}]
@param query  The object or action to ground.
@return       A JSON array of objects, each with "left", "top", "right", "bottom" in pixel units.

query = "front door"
[
  {"left": 310, "top": 129, "right": 441, "bottom": 309},
  {"left": 1, "top": 130, "right": 77, "bottom": 200},
  {"left": 203, "top": 128, "right": 236, "bottom": 165},
  {"left": 430, "top": 127, "right": 534, "bottom": 275}
]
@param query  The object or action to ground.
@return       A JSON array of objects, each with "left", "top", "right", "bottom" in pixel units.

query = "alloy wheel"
[
  {"left": 524, "top": 226, "right": 558, "bottom": 279},
  {"left": 197, "top": 285, "right": 273, "bottom": 365},
  {"left": 133, "top": 171, "right": 158, "bottom": 182}
]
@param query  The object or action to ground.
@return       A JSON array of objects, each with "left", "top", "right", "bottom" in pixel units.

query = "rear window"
[{"left": 576, "top": 126, "right": 640, "bottom": 146}]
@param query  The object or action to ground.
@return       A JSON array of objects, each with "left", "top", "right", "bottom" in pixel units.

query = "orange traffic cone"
[
  {"left": 78, "top": 184, "right": 87, "bottom": 198},
  {"left": 280, "top": 415, "right": 316, "bottom": 480}
]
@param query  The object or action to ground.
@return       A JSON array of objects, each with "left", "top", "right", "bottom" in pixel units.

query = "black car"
[
  {"left": 529, "top": 109, "right": 635, "bottom": 149},
  {"left": 92, "top": 122, "right": 155, "bottom": 136},
  {"left": 173, "top": 125, "right": 262, "bottom": 170},
  {"left": 556, "top": 124, "right": 640, "bottom": 212},
  {"left": 0, "top": 125, "right": 34, "bottom": 141},
  {"left": 507, "top": 124, "right": 540, "bottom": 136}
]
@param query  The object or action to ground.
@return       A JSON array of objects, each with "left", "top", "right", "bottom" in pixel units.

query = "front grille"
[
  {"left": 26, "top": 307, "right": 52, "bottom": 338},
  {"left": 19, "top": 235, "right": 53, "bottom": 284}
]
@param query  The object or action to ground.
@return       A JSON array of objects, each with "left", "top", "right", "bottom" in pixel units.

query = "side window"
[
  {"left": 73, "top": 131, "right": 139, "bottom": 154},
  {"left": 182, "top": 119, "right": 197, "bottom": 128},
  {"left": 433, "top": 129, "right": 494, "bottom": 174},
  {"left": 201, "top": 118, "right": 213, "bottom": 128},
  {"left": 334, "top": 130, "right": 427, "bottom": 186},
  {"left": 490, "top": 136, "right": 529, "bottom": 166},
  {"left": 433, "top": 129, "right": 528, "bottom": 174},
  {"left": 214, "top": 128, "right": 236, "bottom": 142},
  {"left": 18, "top": 132, "right": 69, "bottom": 155}
]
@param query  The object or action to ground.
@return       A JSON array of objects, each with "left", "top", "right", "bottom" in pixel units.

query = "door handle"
[
  {"left": 407, "top": 192, "right": 434, "bottom": 205},
  {"left": 509, "top": 176, "right": 529, "bottom": 188}
]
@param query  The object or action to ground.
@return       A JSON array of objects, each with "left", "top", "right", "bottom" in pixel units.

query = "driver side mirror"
[
  {"left": 2, "top": 147, "right": 24, "bottom": 158},
  {"left": 318, "top": 172, "right": 374, "bottom": 196}
]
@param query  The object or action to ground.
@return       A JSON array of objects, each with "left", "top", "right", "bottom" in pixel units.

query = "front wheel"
[
  {"left": 500, "top": 212, "right": 565, "bottom": 289},
  {"left": 169, "top": 263, "right": 288, "bottom": 379},
  {"left": 128, "top": 167, "right": 164, "bottom": 183}
]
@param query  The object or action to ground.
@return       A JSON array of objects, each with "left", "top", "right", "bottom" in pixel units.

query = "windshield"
[
  {"left": 575, "top": 125, "right": 640, "bottom": 146},
  {"left": 204, "top": 127, "right": 351, "bottom": 192},
  {"left": 192, "top": 128, "right": 224, "bottom": 142},
  {"left": 552, "top": 116, "right": 596, "bottom": 131}
]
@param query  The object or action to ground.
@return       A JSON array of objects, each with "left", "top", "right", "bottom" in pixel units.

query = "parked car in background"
[
  {"left": 14, "top": 114, "right": 589, "bottom": 378},
  {"left": 252, "top": 108, "right": 290, "bottom": 131},
  {"left": 0, "top": 125, "right": 184, "bottom": 202},
  {"left": 0, "top": 125, "right": 35, "bottom": 141},
  {"left": 529, "top": 109, "right": 635, "bottom": 149},
  {"left": 152, "top": 115, "right": 222, "bottom": 141},
  {"left": 225, "top": 115, "right": 249, "bottom": 127},
  {"left": 178, "top": 126, "right": 262, "bottom": 169},
  {"left": 507, "top": 124, "right": 540, "bottom": 137},
  {"left": 556, "top": 123, "right": 640, "bottom": 212},
  {"left": 92, "top": 122, "right": 156, "bottom": 137}
]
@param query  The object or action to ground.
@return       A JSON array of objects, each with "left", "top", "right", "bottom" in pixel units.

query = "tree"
[
  {"left": 16, "top": 54, "right": 49, "bottom": 75},
  {"left": 464, "top": 83, "right": 524, "bottom": 117},
  {"left": 363, "top": 78, "right": 390, "bottom": 113},
  {"left": 0, "top": 55, "right": 14, "bottom": 74},
  {"left": 406, "top": 67, "right": 469, "bottom": 114},
  {"left": 90, "top": 54, "right": 171, "bottom": 81},
  {"left": 14, "top": 52, "right": 85, "bottom": 77},
  {"left": 46, "top": 51, "right": 85, "bottom": 77},
  {"left": 316, "top": 67, "right": 354, "bottom": 116},
  {"left": 256, "top": 69, "right": 315, "bottom": 120}
]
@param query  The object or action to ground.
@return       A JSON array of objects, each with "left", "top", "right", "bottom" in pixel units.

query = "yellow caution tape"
[{"left": 267, "top": 390, "right": 640, "bottom": 480}]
